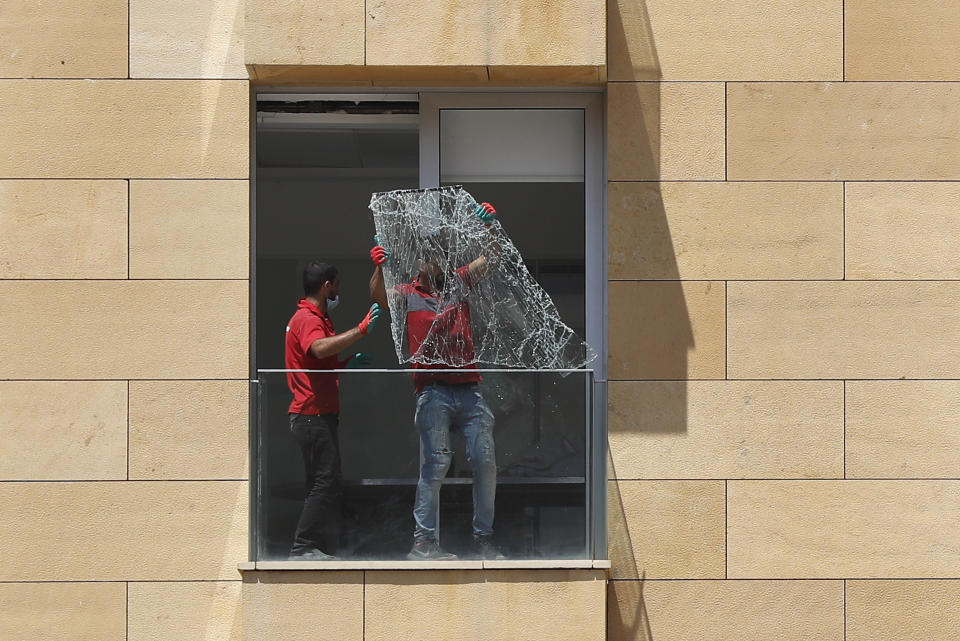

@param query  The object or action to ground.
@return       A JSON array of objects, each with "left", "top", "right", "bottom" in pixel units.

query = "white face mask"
[{"left": 326, "top": 294, "right": 340, "bottom": 311}]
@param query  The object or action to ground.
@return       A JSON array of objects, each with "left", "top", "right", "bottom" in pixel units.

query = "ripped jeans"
[{"left": 413, "top": 382, "right": 497, "bottom": 541}]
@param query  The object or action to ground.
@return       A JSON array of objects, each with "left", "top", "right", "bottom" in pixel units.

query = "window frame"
[
  {"left": 249, "top": 88, "right": 608, "bottom": 561},
  {"left": 419, "top": 92, "right": 608, "bottom": 558}
]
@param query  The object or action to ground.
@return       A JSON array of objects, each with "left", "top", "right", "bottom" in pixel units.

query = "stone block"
[
  {"left": 607, "top": 0, "right": 842, "bottom": 81},
  {"left": 130, "top": 0, "right": 246, "bottom": 78},
  {"left": 609, "top": 579, "right": 844, "bottom": 641},
  {"left": 0, "top": 180, "right": 127, "bottom": 278},
  {"left": 608, "top": 82, "right": 725, "bottom": 180},
  {"left": 845, "top": 0, "right": 960, "bottom": 80},
  {"left": 727, "top": 82, "right": 960, "bottom": 180},
  {"left": 129, "top": 380, "right": 248, "bottom": 480},
  {"left": 847, "top": 381, "right": 960, "bottom": 479},
  {"left": 0, "top": 280, "right": 248, "bottom": 379},
  {"left": 365, "top": 0, "right": 605, "bottom": 67},
  {"left": 0, "top": 0, "right": 127, "bottom": 78},
  {"left": 728, "top": 281, "right": 960, "bottom": 379},
  {"left": 129, "top": 180, "right": 248, "bottom": 279},
  {"left": 364, "top": 569, "right": 606, "bottom": 641},
  {"left": 128, "top": 581, "right": 242, "bottom": 641},
  {"left": 0, "top": 481, "right": 247, "bottom": 581},
  {"left": 0, "top": 381, "right": 126, "bottom": 480},
  {"left": 845, "top": 182, "right": 960, "bottom": 279},
  {"left": 244, "top": 0, "right": 364, "bottom": 66},
  {"left": 609, "top": 280, "right": 725, "bottom": 379},
  {"left": 242, "top": 571, "right": 363, "bottom": 641},
  {"left": 609, "top": 381, "right": 843, "bottom": 479},
  {"left": 846, "top": 579, "right": 960, "bottom": 641},
  {"left": 0, "top": 582, "right": 126, "bottom": 641},
  {"left": 609, "top": 181, "right": 843, "bottom": 279},
  {"left": 608, "top": 480, "right": 725, "bottom": 579},
  {"left": 728, "top": 480, "right": 960, "bottom": 578},
  {"left": 0, "top": 80, "right": 249, "bottom": 178}
]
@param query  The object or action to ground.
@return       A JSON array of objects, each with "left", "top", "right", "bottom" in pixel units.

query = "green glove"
[
  {"left": 357, "top": 303, "right": 381, "bottom": 335},
  {"left": 346, "top": 352, "right": 373, "bottom": 368},
  {"left": 370, "top": 234, "right": 390, "bottom": 265},
  {"left": 475, "top": 202, "right": 496, "bottom": 225}
]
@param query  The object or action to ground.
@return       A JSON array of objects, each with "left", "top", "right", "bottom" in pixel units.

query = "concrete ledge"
[
  {"left": 482, "top": 560, "right": 612, "bottom": 570},
  {"left": 249, "top": 64, "right": 606, "bottom": 87},
  {"left": 240, "top": 559, "right": 609, "bottom": 571}
]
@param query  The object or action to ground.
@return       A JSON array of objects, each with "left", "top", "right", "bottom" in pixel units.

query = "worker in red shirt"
[
  {"left": 370, "top": 202, "right": 505, "bottom": 561},
  {"left": 286, "top": 260, "right": 381, "bottom": 560}
]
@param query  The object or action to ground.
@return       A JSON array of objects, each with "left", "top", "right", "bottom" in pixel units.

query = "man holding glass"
[{"left": 370, "top": 202, "right": 505, "bottom": 561}]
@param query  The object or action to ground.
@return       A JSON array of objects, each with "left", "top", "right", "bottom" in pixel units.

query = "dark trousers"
[{"left": 289, "top": 413, "right": 342, "bottom": 554}]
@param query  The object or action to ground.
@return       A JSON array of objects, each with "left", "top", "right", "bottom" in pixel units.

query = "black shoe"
[
  {"left": 473, "top": 535, "right": 506, "bottom": 560},
  {"left": 288, "top": 547, "right": 336, "bottom": 561},
  {"left": 407, "top": 539, "right": 458, "bottom": 561}
]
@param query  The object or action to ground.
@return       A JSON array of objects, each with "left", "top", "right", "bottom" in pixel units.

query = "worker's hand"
[
  {"left": 475, "top": 202, "right": 496, "bottom": 226},
  {"left": 357, "top": 303, "right": 382, "bottom": 336},
  {"left": 370, "top": 245, "right": 390, "bottom": 266},
  {"left": 345, "top": 352, "right": 373, "bottom": 368},
  {"left": 370, "top": 234, "right": 390, "bottom": 266}
]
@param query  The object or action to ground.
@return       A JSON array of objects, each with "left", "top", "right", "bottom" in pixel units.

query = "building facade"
[{"left": 2, "top": 0, "right": 960, "bottom": 639}]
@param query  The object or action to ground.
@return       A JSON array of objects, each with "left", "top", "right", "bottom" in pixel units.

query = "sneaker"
[
  {"left": 288, "top": 547, "right": 336, "bottom": 561},
  {"left": 407, "top": 539, "right": 458, "bottom": 561},
  {"left": 473, "top": 535, "right": 506, "bottom": 560}
]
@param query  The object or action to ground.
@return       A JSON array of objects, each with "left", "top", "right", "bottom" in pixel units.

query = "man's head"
[
  {"left": 417, "top": 254, "right": 447, "bottom": 291},
  {"left": 303, "top": 260, "right": 339, "bottom": 302}
]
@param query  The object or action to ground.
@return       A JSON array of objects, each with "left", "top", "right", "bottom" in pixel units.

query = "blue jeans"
[{"left": 413, "top": 383, "right": 497, "bottom": 541}]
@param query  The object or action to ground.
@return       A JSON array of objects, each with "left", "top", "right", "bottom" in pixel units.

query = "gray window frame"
[
  {"left": 419, "top": 92, "right": 608, "bottom": 558},
  {"left": 249, "top": 88, "right": 608, "bottom": 561}
]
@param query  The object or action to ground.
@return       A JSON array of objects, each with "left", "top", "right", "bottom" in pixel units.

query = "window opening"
[{"left": 252, "top": 92, "right": 602, "bottom": 562}]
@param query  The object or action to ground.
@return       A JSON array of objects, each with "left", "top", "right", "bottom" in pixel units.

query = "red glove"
[
  {"left": 475, "top": 202, "right": 496, "bottom": 226},
  {"left": 357, "top": 303, "right": 382, "bottom": 336},
  {"left": 370, "top": 245, "right": 389, "bottom": 266}
]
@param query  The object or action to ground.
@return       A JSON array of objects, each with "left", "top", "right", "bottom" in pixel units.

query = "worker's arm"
[
  {"left": 309, "top": 304, "right": 381, "bottom": 360},
  {"left": 467, "top": 256, "right": 489, "bottom": 281},
  {"left": 369, "top": 243, "right": 391, "bottom": 308},
  {"left": 468, "top": 202, "right": 500, "bottom": 281},
  {"left": 370, "top": 266, "right": 389, "bottom": 308}
]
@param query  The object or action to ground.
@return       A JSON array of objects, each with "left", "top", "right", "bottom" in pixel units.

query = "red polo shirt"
[
  {"left": 285, "top": 298, "right": 339, "bottom": 415},
  {"left": 397, "top": 266, "right": 482, "bottom": 393}
]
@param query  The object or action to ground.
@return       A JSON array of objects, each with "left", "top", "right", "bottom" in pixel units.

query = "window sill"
[{"left": 238, "top": 559, "right": 611, "bottom": 571}]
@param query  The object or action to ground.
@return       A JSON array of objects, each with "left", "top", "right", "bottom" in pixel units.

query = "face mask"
[{"left": 326, "top": 295, "right": 340, "bottom": 311}]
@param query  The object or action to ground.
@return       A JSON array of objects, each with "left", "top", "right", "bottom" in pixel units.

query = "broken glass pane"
[{"left": 369, "top": 186, "right": 596, "bottom": 369}]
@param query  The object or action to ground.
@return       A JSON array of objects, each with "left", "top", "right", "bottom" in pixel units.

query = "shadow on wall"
[
  {"left": 608, "top": 459, "right": 655, "bottom": 641},
  {"left": 608, "top": 0, "right": 692, "bottom": 639},
  {"left": 607, "top": 0, "right": 692, "bottom": 414},
  {"left": 608, "top": 569, "right": 655, "bottom": 641}
]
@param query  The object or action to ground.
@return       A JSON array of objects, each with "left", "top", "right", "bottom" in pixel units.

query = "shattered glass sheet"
[{"left": 369, "top": 185, "right": 595, "bottom": 369}]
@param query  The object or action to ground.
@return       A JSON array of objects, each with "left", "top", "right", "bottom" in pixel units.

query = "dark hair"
[{"left": 303, "top": 261, "right": 338, "bottom": 296}]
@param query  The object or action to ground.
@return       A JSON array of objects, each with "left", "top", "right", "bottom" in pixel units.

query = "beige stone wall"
[
  {"left": 0, "top": 1, "right": 250, "bottom": 638},
  {"left": 0, "top": 1, "right": 610, "bottom": 640},
  {"left": 244, "top": 0, "right": 606, "bottom": 85},
  {"left": 6, "top": 0, "right": 960, "bottom": 638},
  {"left": 243, "top": 569, "right": 607, "bottom": 641},
  {"left": 608, "top": 1, "right": 960, "bottom": 640}
]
